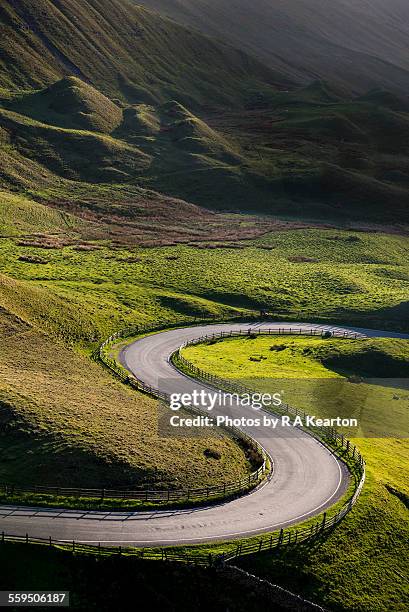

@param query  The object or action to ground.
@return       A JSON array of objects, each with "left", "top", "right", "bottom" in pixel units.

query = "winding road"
[{"left": 1, "top": 322, "right": 408, "bottom": 546}]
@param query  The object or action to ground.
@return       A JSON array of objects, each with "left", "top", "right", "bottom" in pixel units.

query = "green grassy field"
[
  {"left": 0, "top": 225, "right": 408, "bottom": 342},
  {"left": 182, "top": 335, "right": 409, "bottom": 437},
  {"left": 1, "top": 209, "right": 407, "bottom": 610},
  {"left": 181, "top": 334, "right": 409, "bottom": 611}
]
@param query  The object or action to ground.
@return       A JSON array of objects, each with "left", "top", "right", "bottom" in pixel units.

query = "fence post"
[{"left": 322, "top": 512, "right": 327, "bottom": 530}]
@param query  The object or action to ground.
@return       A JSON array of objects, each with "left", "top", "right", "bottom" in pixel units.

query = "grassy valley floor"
[{"left": 1, "top": 223, "right": 409, "bottom": 340}]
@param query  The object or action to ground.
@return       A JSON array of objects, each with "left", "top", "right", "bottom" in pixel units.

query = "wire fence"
[{"left": 0, "top": 461, "right": 266, "bottom": 504}]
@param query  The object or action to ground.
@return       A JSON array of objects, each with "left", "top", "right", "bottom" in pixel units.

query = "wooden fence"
[
  {"left": 1, "top": 320, "right": 271, "bottom": 505},
  {"left": 1, "top": 321, "right": 365, "bottom": 562},
  {"left": 169, "top": 325, "right": 366, "bottom": 563},
  {"left": 0, "top": 447, "right": 364, "bottom": 566}
]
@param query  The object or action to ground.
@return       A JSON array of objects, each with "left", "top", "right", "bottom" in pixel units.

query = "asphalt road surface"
[{"left": 1, "top": 321, "right": 407, "bottom": 546}]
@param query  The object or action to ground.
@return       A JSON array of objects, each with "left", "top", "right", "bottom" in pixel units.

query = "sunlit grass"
[{"left": 180, "top": 333, "right": 409, "bottom": 611}]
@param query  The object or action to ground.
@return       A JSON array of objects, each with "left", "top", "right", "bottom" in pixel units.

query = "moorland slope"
[
  {"left": 0, "top": 0, "right": 285, "bottom": 106},
  {"left": 138, "top": 0, "right": 409, "bottom": 95},
  {"left": 1, "top": 1, "right": 409, "bottom": 223}
]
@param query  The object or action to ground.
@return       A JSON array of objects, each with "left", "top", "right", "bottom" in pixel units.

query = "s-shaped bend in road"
[{"left": 1, "top": 322, "right": 408, "bottom": 547}]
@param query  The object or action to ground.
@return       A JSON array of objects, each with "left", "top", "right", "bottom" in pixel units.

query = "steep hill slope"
[
  {"left": 0, "top": 0, "right": 286, "bottom": 108},
  {"left": 138, "top": 0, "right": 409, "bottom": 95},
  {"left": 0, "top": 274, "right": 252, "bottom": 490}
]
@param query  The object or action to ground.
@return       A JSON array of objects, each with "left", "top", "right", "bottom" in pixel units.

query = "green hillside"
[
  {"left": 205, "top": 87, "right": 409, "bottom": 220},
  {"left": 0, "top": 106, "right": 151, "bottom": 183},
  {"left": 2, "top": 77, "right": 409, "bottom": 221},
  {"left": 0, "top": 0, "right": 283, "bottom": 108},
  {"left": 0, "top": 273, "right": 253, "bottom": 491},
  {"left": 10, "top": 77, "right": 123, "bottom": 133},
  {"left": 0, "top": 190, "right": 85, "bottom": 236},
  {"left": 181, "top": 334, "right": 409, "bottom": 611},
  {"left": 0, "top": 1, "right": 408, "bottom": 222}
]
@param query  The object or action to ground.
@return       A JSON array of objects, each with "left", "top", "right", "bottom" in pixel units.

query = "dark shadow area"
[{"left": 0, "top": 542, "right": 291, "bottom": 611}]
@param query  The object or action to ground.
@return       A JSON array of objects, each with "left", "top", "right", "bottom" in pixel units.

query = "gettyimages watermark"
[
  {"left": 157, "top": 377, "right": 409, "bottom": 439},
  {"left": 169, "top": 389, "right": 283, "bottom": 412}
]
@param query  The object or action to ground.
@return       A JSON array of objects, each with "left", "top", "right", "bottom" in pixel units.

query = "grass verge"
[{"left": 178, "top": 333, "right": 409, "bottom": 611}]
